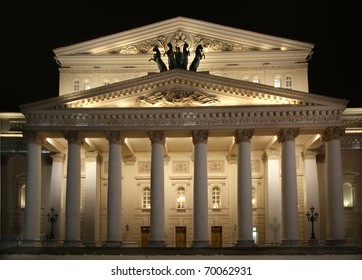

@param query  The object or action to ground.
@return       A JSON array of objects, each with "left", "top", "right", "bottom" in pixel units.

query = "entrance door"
[
  {"left": 175, "top": 226, "right": 187, "bottom": 247},
  {"left": 211, "top": 226, "right": 222, "bottom": 247},
  {"left": 140, "top": 226, "right": 150, "bottom": 247}
]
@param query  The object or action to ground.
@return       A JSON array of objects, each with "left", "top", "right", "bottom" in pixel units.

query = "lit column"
[
  {"left": 263, "top": 149, "right": 282, "bottom": 243},
  {"left": 192, "top": 130, "right": 210, "bottom": 247},
  {"left": 23, "top": 131, "right": 43, "bottom": 246},
  {"left": 322, "top": 127, "right": 345, "bottom": 245},
  {"left": 278, "top": 128, "right": 300, "bottom": 245},
  {"left": 302, "top": 149, "right": 320, "bottom": 241},
  {"left": 49, "top": 152, "right": 65, "bottom": 241},
  {"left": 148, "top": 131, "right": 166, "bottom": 247},
  {"left": 235, "top": 129, "right": 254, "bottom": 246},
  {"left": 83, "top": 151, "right": 102, "bottom": 245},
  {"left": 64, "top": 131, "right": 84, "bottom": 247},
  {"left": 104, "top": 131, "right": 124, "bottom": 246}
]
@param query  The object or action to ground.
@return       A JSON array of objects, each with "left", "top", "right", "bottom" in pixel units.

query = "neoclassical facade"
[{"left": 1, "top": 17, "right": 361, "bottom": 248}]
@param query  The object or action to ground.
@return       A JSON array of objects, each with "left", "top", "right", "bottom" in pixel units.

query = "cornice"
[
  {"left": 20, "top": 70, "right": 349, "bottom": 111},
  {"left": 22, "top": 105, "right": 344, "bottom": 132}
]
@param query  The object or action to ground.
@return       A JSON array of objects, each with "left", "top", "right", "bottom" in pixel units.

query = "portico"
[{"left": 19, "top": 69, "right": 347, "bottom": 247}]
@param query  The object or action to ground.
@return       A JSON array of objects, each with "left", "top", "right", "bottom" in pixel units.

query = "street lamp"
[
  {"left": 47, "top": 207, "right": 58, "bottom": 240},
  {"left": 306, "top": 206, "right": 319, "bottom": 240}
]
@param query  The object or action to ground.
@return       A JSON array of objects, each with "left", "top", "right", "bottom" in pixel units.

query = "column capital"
[
  {"left": 64, "top": 131, "right": 84, "bottom": 145},
  {"left": 277, "top": 128, "right": 300, "bottom": 143},
  {"left": 321, "top": 126, "right": 345, "bottom": 142},
  {"left": 148, "top": 130, "right": 165, "bottom": 144},
  {"left": 105, "top": 131, "right": 124, "bottom": 144},
  {"left": 23, "top": 130, "right": 44, "bottom": 145},
  {"left": 235, "top": 129, "right": 254, "bottom": 143},
  {"left": 192, "top": 130, "right": 208, "bottom": 144}
]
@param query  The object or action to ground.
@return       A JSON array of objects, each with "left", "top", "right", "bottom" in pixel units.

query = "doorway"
[
  {"left": 211, "top": 226, "right": 222, "bottom": 247},
  {"left": 175, "top": 226, "right": 187, "bottom": 247},
  {"left": 140, "top": 226, "right": 150, "bottom": 247}
]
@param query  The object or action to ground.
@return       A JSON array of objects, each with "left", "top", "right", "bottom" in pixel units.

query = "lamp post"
[
  {"left": 47, "top": 207, "right": 58, "bottom": 240},
  {"left": 306, "top": 206, "right": 318, "bottom": 240}
]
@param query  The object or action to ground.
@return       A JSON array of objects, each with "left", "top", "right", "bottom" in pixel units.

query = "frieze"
[
  {"left": 23, "top": 109, "right": 344, "bottom": 130},
  {"left": 108, "top": 30, "right": 252, "bottom": 55},
  {"left": 136, "top": 89, "right": 219, "bottom": 106}
]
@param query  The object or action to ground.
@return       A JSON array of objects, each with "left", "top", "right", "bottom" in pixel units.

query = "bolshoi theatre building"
[{"left": 1, "top": 17, "right": 361, "bottom": 249}]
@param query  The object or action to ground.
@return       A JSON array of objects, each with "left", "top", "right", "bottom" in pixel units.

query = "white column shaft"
[{"left": 24, "top": 140, "right": 42, "bottom": 242}]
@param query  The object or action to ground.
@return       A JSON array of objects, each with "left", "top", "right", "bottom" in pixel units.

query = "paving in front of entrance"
[{"left": 1, "top": 246, "right": 361, "bottom": 260}]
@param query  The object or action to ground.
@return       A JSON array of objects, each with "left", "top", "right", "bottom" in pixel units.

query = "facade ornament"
[
  {"left": 136, "top": 89, "right": 219, "bottom": 107},
  {"left": 63, "top": 131, "right": 85, "bottom": 145},
  {"left": 277, "top": 128, "right": 300, "bottom": 142},
  {"left": 105, "top": 131, "right": 124, "bottom": 145},
  {"left": 192, "top": 130, "right": 208, "bottom": 144},
  {"left": 235, "top": 129, "right": 254, "bottom": 143},
  {"left": 148, "top": 130, "right": 165, "bottom": 144},
  {"left": 23, "top": 130, "right": 45, "bottom": 145},
  {"left": 321, "top": 126, "right": 345, "bottom": 142}
]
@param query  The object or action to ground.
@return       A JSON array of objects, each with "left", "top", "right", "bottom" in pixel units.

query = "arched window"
[
  {"left": 242, "top": 75, "right": 250, "bottom": 81},
  {"left": 252, "top": 75, "right": 260, "bottom": 84},
  {"left": 274, "top": 75, "right": 282, "bottom": 88},
  {"left": 142, "top": 187, "right": 151, "bottom": 209},
  {"left": 103, "top": 78, "right": 111, "bottom": 86},
  {"left": 73, "top": 80, "right": 80, "bottom": 92},
  {"left": 212, "top": 186, "right": 221, "bottom": 209},
  {"left": 83, "top": 78, "right": 91, "bottom": 90},
  {"left": 343, "top": 183, "right": 354, "bottom": 207},
  {"left": 285, "top": 75, "right": 293, "bottom": 89},
  {"left": 177, "top": 187, "right": 186, "bottom": 209}
]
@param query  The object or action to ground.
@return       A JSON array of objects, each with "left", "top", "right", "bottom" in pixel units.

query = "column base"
[
  {"left": 235, "top": 240, "right": 255, "bottom": 247},
  {"left": 147, "top": 240, "right": 166, "bottom": 247},
  {"left": 21, "top": 239, "right": 43, "bottom": 247},
  {"left": 325, "top": 238, "right": 346, "bottom": 246},
  {"left": 191, "top": 240, "right": 210, "bottom": 247},
  {"left": 103, "top": 241, "right": 122, "bottom": 247},
  {"left": 308, "top": 239, "right": 319, "bottom": 246},
  {"left": 281, "top": 239, "right": 300, "bottom": 246},
  {"left": 63, "top": 240, "right": 83, "bottom": 247}
]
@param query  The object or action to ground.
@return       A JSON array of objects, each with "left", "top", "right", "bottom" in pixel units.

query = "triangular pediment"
[
  {"left": 54, "top": 17, "right": 314, "bottom": 69},
  {"left": 20, "top": 69, "right": 347, "bottom": 112}
]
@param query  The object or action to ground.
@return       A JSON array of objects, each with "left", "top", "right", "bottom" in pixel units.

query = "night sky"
[{"left": 2, "top": 2, "right": 361, "bottom": 112}]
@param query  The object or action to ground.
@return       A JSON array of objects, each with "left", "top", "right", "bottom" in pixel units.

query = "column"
[
  {"left": 64, "top": 131, "right": 84, "bottom": 246},
  {"left": 302, "top": 150, "right": 320, "bottom": 242},
  {"left": 83, "top": 151, "right": 102, "bottom": 246},
  {"left": 278, "top": 128, "right": 300, "bottom": 245},
  {"left": 322, "top": 126, "right": 345, "bottom": 244},
  {"left": 192, "top": 130, "right": 210, "bottom": 247},
  {"left": 104, "top": 131, "right": 124, "bottom": 247},
  {"left": 49, "top": 152, "right": 65, "bottom": 242},
  {"left": 148, "top": 131, "right": 166, "bottom": 247},
  {"left": 22, "top": 131, "right": 43, "bottom": 246},
  {"left": 235, "top": 129, "right": 254, "bottom": 246},
  {"left": 263, "top": 149, "right": 282, "bottom": 243}
]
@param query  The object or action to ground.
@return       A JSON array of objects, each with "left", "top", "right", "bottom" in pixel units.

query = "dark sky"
[{"left": 2, "top": 2, "right": 361, "bottom": 112}]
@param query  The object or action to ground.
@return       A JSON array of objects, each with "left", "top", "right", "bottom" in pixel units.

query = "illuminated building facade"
[{"left": 1, "top": 17, "right": 361, "bottom": 248}]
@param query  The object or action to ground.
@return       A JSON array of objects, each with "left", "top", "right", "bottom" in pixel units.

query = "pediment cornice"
[
  {"left": 20, "top": 69, "right": 348, "bottom": 112},
  {"left": 54, "top": 17, "right": 313, "bottom": 56}
]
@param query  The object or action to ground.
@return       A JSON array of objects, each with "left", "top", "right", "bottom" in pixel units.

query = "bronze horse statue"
[
  {"left": 165, "top": 43, "right": 177, "bottom": 70},
  {"left": 189, "top": 44, "right": 205, "bottom": 72},
  {"left": 180, "top": 42, "right": 190, "bottom": 70},
  {"left": 149, "top": 46, "right": 168, "bottom": 72}
]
